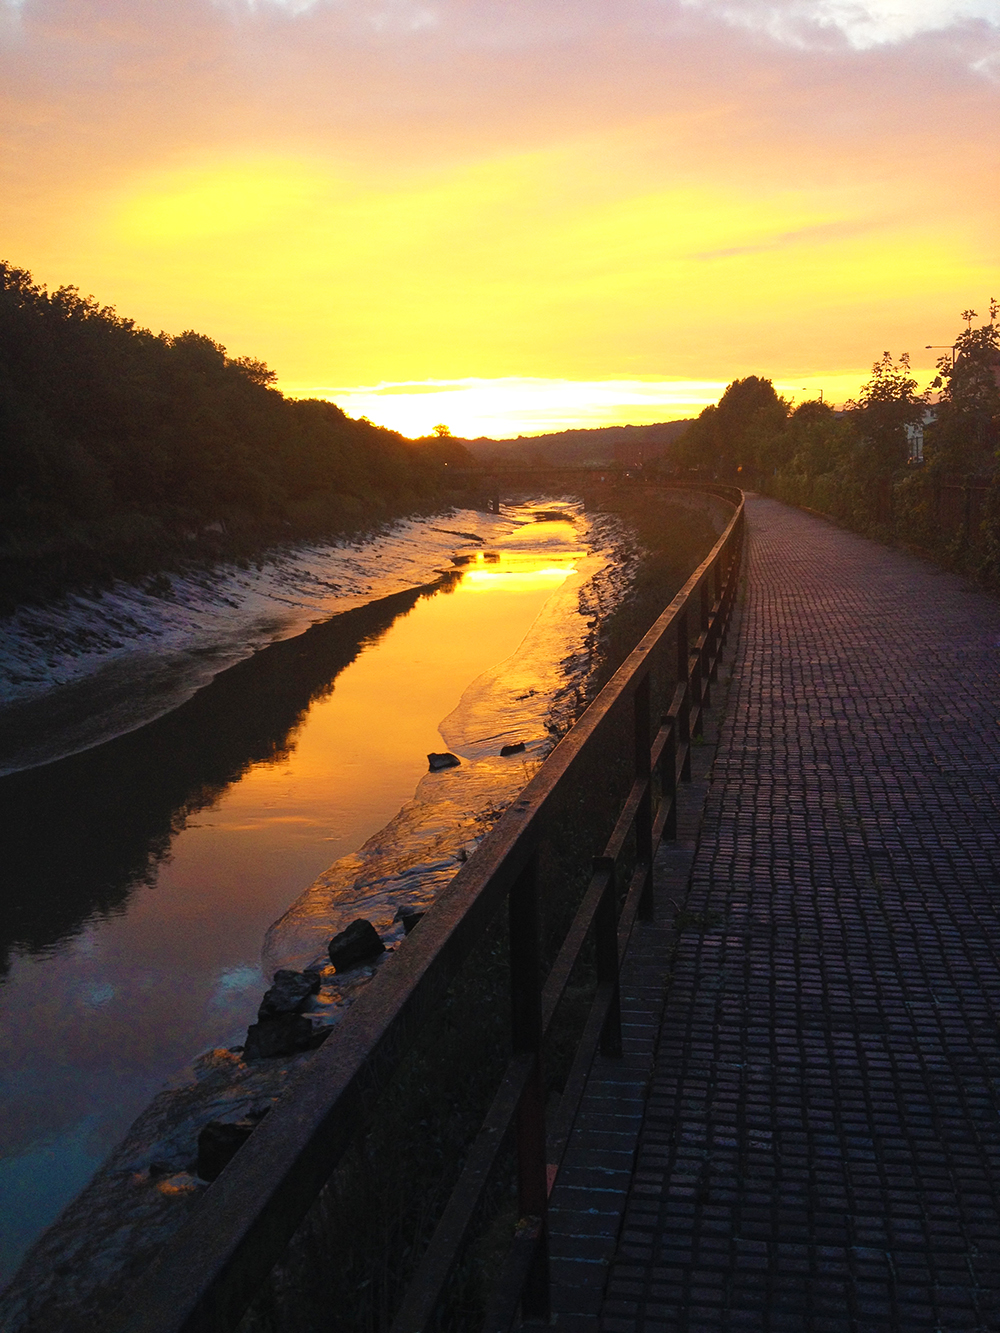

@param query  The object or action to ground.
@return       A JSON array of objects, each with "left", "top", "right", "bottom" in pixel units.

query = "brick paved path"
[{"left": 552, "top": 496, "right": 1000, "bottom": 1332}]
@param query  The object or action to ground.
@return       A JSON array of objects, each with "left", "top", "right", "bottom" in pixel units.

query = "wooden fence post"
[
  {"left": 508, "top": 854, "right": 549, "bottom": 1320},
  {"left": 634, "top": 675, "right": 654, "bottom": 921}
]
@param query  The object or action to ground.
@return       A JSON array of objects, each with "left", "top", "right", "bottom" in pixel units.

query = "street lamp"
[{"left": 925, "top": 344, "right": 959, "bottom": 367}]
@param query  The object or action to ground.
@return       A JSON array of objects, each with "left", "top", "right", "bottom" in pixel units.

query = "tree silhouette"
[
  {"left": 845, "top": 352, "right": 926, "bottom": 474},
  {"left": 0, "top": 260, "right": 473, "bottom": 610}
]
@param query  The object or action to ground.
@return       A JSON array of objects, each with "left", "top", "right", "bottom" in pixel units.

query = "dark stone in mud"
[
  {"left": 196, "top": 1118, "right": 259, "bottom": 1182},
  {"left": 327, "top": 918, "right": 386, "bottom": 971},
  {"left": 400, "top": 911, "right": 424, "bottom": 935},
  {"left": 500, "top": 742, "right": 526, "bottom": 756},
  {"left": 244, "top": 1012, "right": 317, "bottom": 1060},
  {"left": 258, "top": 968, "right": 321, "bottom": 1021},
  {"left": 427, "top": 751, "right": 460, "bottom": 771}
]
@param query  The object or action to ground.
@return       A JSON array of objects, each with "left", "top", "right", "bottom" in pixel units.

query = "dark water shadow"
[{"left": 0, "top": 580, "right": 442, "bottom": 977}]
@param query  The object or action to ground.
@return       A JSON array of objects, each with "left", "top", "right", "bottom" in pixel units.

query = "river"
[{"left": 0, "top": 499, "right": 632, "bottom": 1291}]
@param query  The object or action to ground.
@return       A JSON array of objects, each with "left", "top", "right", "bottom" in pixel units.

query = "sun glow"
[
  {"left": 4, "top": 0, "right": 997, "bottom": 438},
  {"left": 287, "top": 376, "right": 730, "bottom": 437},
  {"left": 284, "top": 370, "right": 941, "bottom": 438},
  {"left": 19, "top": 134, "right": 985, "bottom": 414}
]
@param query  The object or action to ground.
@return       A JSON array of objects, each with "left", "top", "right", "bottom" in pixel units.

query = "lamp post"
[{"left": 925, "top": 344, "right": 959, "bottom": 367}]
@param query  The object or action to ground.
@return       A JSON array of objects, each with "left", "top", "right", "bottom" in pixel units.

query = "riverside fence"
[{"left": 107, "top": 483, "right": 745, "bottom": 1333}]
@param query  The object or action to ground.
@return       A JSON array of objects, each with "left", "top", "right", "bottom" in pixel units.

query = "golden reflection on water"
[
  {"left": 5, "top": 538, "right": 591, "bottom": 995},
  {"left": 226, "top": 543, "right": 585, "bottom": 832},
  {"left": 0, "top": 513, "right": 597, "bottom": 1287},
  {"left": 461, "top": 546, "right": 583, "bottom": 593}
]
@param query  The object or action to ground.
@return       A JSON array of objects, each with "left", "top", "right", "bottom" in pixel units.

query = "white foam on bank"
[
  {"left": 0, "top": 509, "right": 524, "bottom": 775},
  {"left": 262, "top": 505, "right": 634, "bottom": 1027},
  {"left": 0, "top": 496, "right": 641, "bottom": 1328}
]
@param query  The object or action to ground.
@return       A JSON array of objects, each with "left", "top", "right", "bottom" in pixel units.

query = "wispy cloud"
[
  {"left": 680, "top": 0, "right": 1000, "bottom": 49},
  {"left": 694, "top": 217, "right": 878, "bottom": 260},
  {"left": 244, "top": 0, "right": 443, "bottom": 30}
]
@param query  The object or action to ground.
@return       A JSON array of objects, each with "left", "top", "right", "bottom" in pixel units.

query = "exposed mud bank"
[
  {"left": 0, "top": 510, "right": 506, "bottom": 776},
  {"left": 0, "top": 487, "right": 721, "bottom": 1331},
  {"left": 0, "top": 498, "right": 638, "bottom": 1329}
]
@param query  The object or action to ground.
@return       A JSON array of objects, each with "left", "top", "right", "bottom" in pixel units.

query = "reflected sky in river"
[{"left": 0, "top": 507, "right": 597, "bottom": 1286}]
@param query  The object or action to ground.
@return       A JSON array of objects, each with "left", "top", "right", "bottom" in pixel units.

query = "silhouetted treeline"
[
  {"left": 465, "top": 419, "right": 692, "bottom": 468},
  {"left": 669, "top": 306, "right": 1000, "bottom": 585},
  {"left": 0, "top": 261, "right": 473, "bottom": 610},
  {"left": 666, "top": 375, "right": 788, "bottom": 480}
]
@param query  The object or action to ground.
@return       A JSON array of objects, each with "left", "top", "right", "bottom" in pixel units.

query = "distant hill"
[{"left": 463, "top": 419, "right": 692, "bottom": 468}]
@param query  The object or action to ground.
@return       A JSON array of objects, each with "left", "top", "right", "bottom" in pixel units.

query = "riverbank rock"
[
  {"left": 258, "top": 968, "right": 321, "bottom": 1021},
  {"left": 0, "top": 1046, "right": 310, "bottom": 1333},
  {"left": 427, "top": 751, "right": 460, "bottom": 770},
  {"left": 245, "top": 968, "right": 327, "bottom": 1057},
  {"left": 242, "top": 1007, "right": 329, "bottom": 1061},
  {"left": 327, "top": 918, "right": 386, "bottom": 971},
  {"left": 499, "top": 741, "right": 526, "bottom": 756}
]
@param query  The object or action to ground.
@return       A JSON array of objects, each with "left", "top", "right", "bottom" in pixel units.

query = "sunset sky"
[{"left": 2, "top": 0, "right": 998, "bottom": 437}]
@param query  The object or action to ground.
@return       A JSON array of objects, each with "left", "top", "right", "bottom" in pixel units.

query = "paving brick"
[{"left": 548, "top": 497, "right": 1000, "bottom": 1331}]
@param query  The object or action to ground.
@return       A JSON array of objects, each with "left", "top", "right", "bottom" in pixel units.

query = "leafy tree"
[
  {"left": 925, "top": 300, "right": 1000, "bottom": 474},
  {"left": 844, "top": 351, "right": 925, "bottom": 475},
  {"left": 675, "top": 376, "right": 787, "bottom": 478},
  {"left": 776, "top": 399, "right": 850, "bottom": 477},
  {"left": 231, "top": 355, "right": 279, "bottom": 388}
]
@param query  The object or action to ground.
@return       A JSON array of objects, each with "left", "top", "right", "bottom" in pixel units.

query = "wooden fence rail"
[{"left": 107, "top": 483, "right": 745, "bottom": 1333}]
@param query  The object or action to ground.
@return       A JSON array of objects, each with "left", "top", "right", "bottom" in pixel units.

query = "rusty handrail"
[{"left": 107, "top": 484, "right": 745, "bottom": 1333}]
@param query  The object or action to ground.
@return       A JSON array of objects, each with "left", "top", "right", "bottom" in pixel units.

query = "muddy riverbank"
[{"left": 0, "top": 486, "right": 724, "bottom": 1327}]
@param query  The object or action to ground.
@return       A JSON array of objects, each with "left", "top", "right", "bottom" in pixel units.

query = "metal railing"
[{"left": 108, "top": 484, "right": 745, "bottom": 1333}]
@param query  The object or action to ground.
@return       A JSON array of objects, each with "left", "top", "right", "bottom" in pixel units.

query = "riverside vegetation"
[
  {"left": 663, "top": 303, "right": 1000, "bottom": 585},
  {"left": 0, "top": 261, "right": 472, "bottom": 613}
]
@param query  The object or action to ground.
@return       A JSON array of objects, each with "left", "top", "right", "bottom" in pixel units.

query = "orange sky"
[{"left": 2, "top": 0, "right": 998, "bottom": 436}]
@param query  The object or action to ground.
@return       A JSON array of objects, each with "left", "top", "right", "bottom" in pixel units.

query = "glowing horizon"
[
  {"left": 2, "top": 0, "right": 998, "bottom": 434},
  {"left": 283, "top": 371, "right": 942, "bottom": 439}
]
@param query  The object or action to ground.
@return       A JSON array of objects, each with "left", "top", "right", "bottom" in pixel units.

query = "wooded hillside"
[
  {"left": 465, "top": 419, "right": 691, "bottom": 468},
  {"left": 0, "top": 262, "right": 472, "bottom": 611}
]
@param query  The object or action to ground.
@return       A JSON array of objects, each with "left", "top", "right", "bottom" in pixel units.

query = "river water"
[{"left": 0, "top": 500, "right": 630, "bottom": 1289}]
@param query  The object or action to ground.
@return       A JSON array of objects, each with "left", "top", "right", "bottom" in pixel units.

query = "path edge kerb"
[{"left": 546, "top": 583, "right": 748, "bottom": 1329}]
